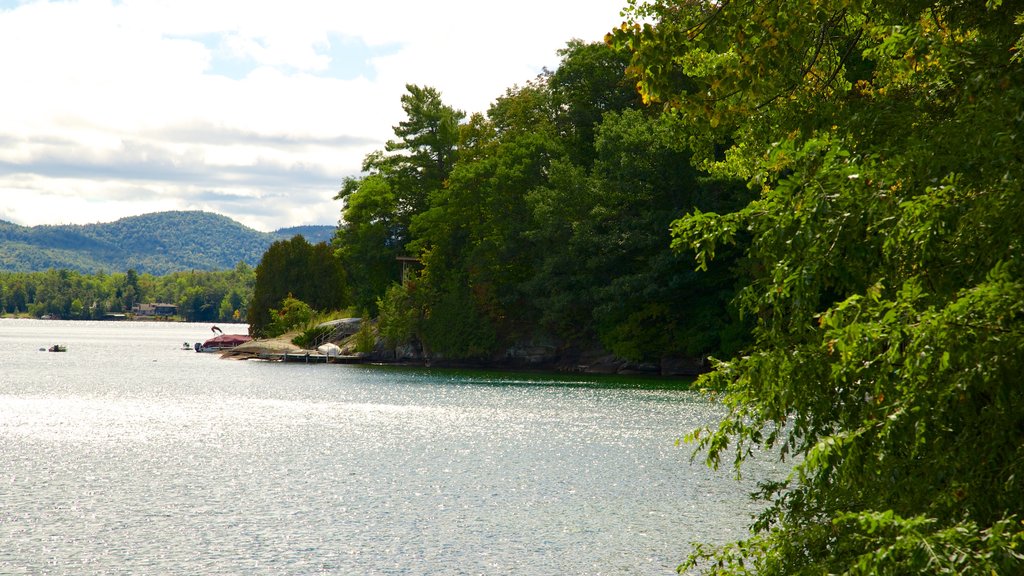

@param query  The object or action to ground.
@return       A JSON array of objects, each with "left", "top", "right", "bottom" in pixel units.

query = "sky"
[{"left": 0, "top": 0, "right": 631, "bottom": 232}]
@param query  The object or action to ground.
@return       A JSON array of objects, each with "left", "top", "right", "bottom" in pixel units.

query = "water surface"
[{"left": 1, "top": 319, "right": 767, "bottom": 574}]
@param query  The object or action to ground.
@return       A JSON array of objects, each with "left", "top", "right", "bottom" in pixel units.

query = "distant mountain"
[
  {"left": 272, "top": 225, "right": 337, "bottom": 245},
  {"left": 0, "top": 211, "right": 337, "bottom": 275}
]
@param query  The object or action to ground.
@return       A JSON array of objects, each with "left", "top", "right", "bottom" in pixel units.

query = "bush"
[
  {"left": 291, "top": 323, "right": 333, "bottom": 349},
  {"left": 419, "top": 281, "right": 497, "bottom": 359},
  {"left": 354, "top": 315, "right": 376, "bottom": 354},
  {"left": 376, "top": 283, "right": 419, "bottom": 349},
  {"left": 266, "top": 295, "right": 313, "bottom": 338}
]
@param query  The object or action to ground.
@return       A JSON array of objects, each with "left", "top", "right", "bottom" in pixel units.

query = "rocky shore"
[
  {"left": 220, "top": 318, "right": 707, "bottom": 377},
  {"left": 220, "top": 334, "right": 303, "bottom": 359}
]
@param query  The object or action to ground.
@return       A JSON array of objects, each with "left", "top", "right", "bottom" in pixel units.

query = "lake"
[{"left": 1, "top": 319, "right": 769, "bottom": 575}]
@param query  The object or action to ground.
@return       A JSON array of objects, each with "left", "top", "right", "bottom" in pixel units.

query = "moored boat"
[{"left": 194, "top": 333, "right": 252, "bottom": 353}]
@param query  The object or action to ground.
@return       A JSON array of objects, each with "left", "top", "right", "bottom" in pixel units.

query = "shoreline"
[{"left": 221, "top": 332, "right": 704, "bottom": 381}]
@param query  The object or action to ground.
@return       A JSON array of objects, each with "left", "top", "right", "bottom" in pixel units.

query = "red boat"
[{"left": 194, "top": 333, "right": 251, "bottom": 352}]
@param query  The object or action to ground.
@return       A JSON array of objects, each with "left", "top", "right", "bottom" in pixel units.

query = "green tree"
[
  {"left": 418, "top": 274, "right": 497, "bottom": 359},
  {"left": 386, "top": 84, "right": 464, "bottom": 216},
  {"left": 406, "top": 81, "right": 563, "bottom": 355},
  {"left": 266, "top": 294, "right": 314, "bottom": 338},
  {"left": 549, "top": 39, "right": 641, "bottom": 167},
  {"left": 612, "top": 0, "right": 1024, "bottom": 573},
  {"left": 179, "top": 286, "right": 214, "bottom": 322},
  {"left": 528, "top": 108, "right": 750, "bottom": 361},
  {"left": 218, "top": 290, "right": 246, "bottom": 323},
  {"left": 334, "top": 175, "right": 402, "bottom": 312},
  {"left": 9, "top": 283, "right": 27, "bottom": 314},
  {"left": 334, "top": 85, "right": 465, "bottom": 313},
  {"left": 122, "top": 268, "right": 141, "bottom": 310},
  {"left": 70, "top": 298, "right": 85, "bottom": 319},
  {"left": 376, "top": 283, "right": 420, "bottom": 352},
  {"left": 248, "top": 236, "right": 346, "bottom": 337}
]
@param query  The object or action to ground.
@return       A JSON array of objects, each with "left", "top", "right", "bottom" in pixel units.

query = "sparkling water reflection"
[{"left": 1, "top": 319, "right": 770, "bottom": 574}]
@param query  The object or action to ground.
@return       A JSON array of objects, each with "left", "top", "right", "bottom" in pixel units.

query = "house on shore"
[{"left": 133, "top": 303, "right": 178, "bottom": 318}]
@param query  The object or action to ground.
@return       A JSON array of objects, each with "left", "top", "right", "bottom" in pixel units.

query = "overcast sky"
[{"left": 0, "top": 0, "right": 630, "bottom": 231}]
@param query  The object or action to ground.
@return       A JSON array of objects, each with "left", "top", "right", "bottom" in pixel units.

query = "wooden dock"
[{"left": 251, "top": 352, "right": 365, "bottom": 364}]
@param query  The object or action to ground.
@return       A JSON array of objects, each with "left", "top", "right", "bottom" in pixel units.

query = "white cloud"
[{"left": 0, "top": 0, "right": 629, "bottom": 231}]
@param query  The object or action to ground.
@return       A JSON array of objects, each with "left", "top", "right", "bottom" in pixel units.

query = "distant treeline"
[{"left": 0, "top": 264, "right": 255, "bottom": 323}]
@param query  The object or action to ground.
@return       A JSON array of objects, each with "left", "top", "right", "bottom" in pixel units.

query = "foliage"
[
  {"left": 288, "top": 309, "right": 358, "bottom": 348},
  {"left": 266, "top": 295, "right": 313, "bottom": 338},
  {"left": 611, "top": 0, "right": 1024, "bottom": 573},
  {"left": 417, "top": 275, "right": 498, "bottom": 360},
  {"left": 549, "top": 38, "right": 642, "bottom": 167},
  {"left": 333, "top": 175, "right": 403, "bottom": 313},
  {"left": 0, "top": 264, "right": 254, "bottom": 319},
  {"left": 332, "top": 41, "right": 751, "bottom": 364},
  {"left": 333, "top": 85, "right": 465, "bottom": 313},
  {"left": 376, "top": 284, "right": 420, "bottom": 350},
  {"left": 248, "top": 236, "right": 347, "bottom": 337},
  {"left": 353, "top": 314, "right": 376, "bottom": 354},
  {"left": 1, "top": 211, "right": 335, "bottom": 275},
  {"left": 290, "top": 323, "right": 331, "bottom": 349},
  {"left": 0, "top": 264, "right": 255, "bottom": 322},
  {"left": 410, "top": 85, "right": 559, "bottom": 348},
  {"left": 574, "top": 109, "right": 750, "bottom": 360}
]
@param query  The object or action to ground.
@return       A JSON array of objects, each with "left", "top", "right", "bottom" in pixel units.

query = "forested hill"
[{"left": 0, "top": 211, "right": 336, "bottom": 274}]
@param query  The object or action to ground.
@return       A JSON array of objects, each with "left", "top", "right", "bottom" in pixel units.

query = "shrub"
[{"left": 266, "top": 295, "right": 313, "bottom": 338}]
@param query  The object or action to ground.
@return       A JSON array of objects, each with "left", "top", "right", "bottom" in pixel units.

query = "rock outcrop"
[{"left": 230, "top": 318, "right": 708, "bottom": 378}]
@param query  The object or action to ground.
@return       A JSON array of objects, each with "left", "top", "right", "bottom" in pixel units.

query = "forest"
[
  {"left": 0, "top": 264, "right": 255, "bottom": 323},
  {"left": 4, "top": 0, "right": 1020, "bottom": 571},
  {"left": 605, "top": 0, "right": 1024, "bottom": 574},
  {"left": 329, "top": 41, "right": 753, "bottom": 366},
  {"left": 325, "top": 0, "right": 1023, "bottom": 572}
]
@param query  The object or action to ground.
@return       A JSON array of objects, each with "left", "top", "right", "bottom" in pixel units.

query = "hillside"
[{"left": 0, "top": 211, "right": 336, "bottom": 275}]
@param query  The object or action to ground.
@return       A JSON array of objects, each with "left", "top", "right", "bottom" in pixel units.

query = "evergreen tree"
[
  {"left": 334, "top": 85, "right": 465, "bottom": 313},
  {"left": 248, "top": 236, "right": 346, "bottom": 337}
]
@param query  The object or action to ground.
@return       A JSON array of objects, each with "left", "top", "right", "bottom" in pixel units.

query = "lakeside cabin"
[{"left": 132, "top": 303, "right": 178, "bottom": 318}]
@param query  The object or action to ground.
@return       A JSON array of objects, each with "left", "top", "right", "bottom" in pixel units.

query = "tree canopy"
[
  {"left": 0, "top": 263, "right": 255, "bottom": 323},
  {"left": 248, "top": 236, "right": 346, "bottom": 337},
  {"left": 333, "top": 45, "right": 750, "bottom": 363},
  {"left": 334, "top": 84, "right": 465, "bottom": 313},
  {"left": 610, "top": 0, "right": 1024, "bottom": 573}
]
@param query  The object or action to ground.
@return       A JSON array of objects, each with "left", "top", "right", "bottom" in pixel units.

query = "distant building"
[
  {"left": 397, "top": 256, "right": 421, "bottom": 282},
  {"left": 133, "top": 303, "right": 178, "bottom": 317}
]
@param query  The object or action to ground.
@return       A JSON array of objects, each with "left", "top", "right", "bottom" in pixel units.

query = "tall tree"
[
  {"left": 585, "top": 109, "right": 748, "bottom": 360},
  {"left": 334, "top": 175, "right": 402, "bottom": 313},
  {"left": 248, "top": 236, "right": 346, "bottom": 337},
  {"left": 549, "top": 39, "right": 641, "bottom": 167},
  {"left": 612, "top": 0, "right": 1024, "bottom": 573},
  {"left": 404, "top": 81, "right": 563, "bottom": 356},
  {"left": 334, "top": 85, "right": 464, "bottom": 312},
  {"left": 386, "top": 84, "right": 464, "bottom": 215}
]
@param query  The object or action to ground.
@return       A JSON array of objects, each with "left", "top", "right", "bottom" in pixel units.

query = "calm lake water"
[{"left": 1, "top": 319, "right": 770, "bottom": 575}]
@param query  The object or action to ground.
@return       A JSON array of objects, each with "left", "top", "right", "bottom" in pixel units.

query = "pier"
[{"left": 247, "top": 351, "right": 365, "bottom": 364}]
